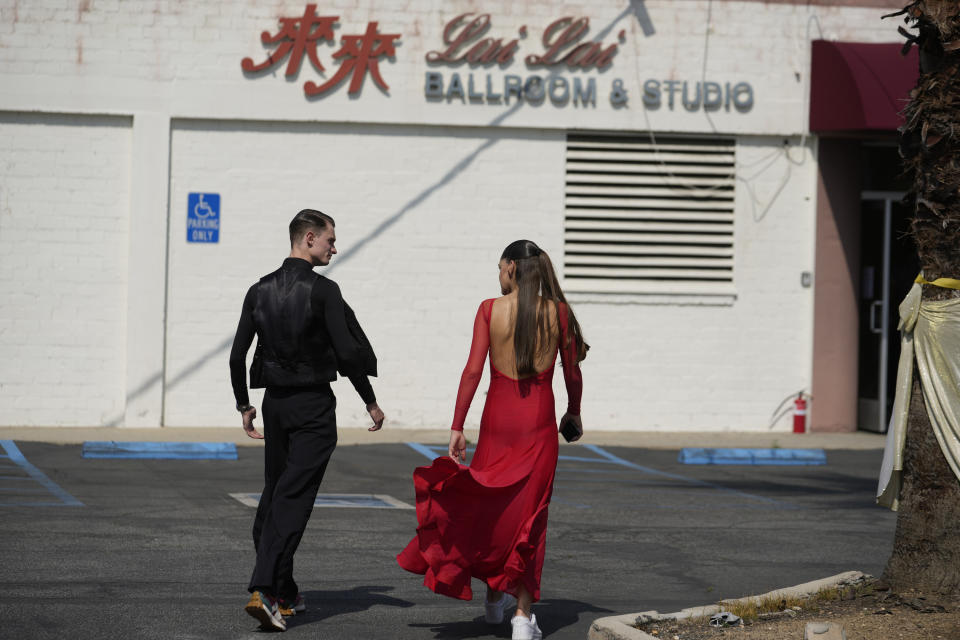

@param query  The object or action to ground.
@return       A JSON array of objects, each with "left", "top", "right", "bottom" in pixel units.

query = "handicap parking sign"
[{"left": 187, "top": 193, "right": 220, "bottom": 243}]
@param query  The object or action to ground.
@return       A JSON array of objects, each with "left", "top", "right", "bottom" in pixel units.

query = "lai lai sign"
[
  {"left": 425, "top": 13, "right": 754, "bottom": 111},
  {"left": 241, "top": 7, "right": 754, "bottom": 112},
  {"left": 424, "top": 13, "right": 625, "bottom": 108}
]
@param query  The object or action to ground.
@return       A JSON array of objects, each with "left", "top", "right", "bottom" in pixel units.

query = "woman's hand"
[
  {"left": 449, "top": 430, "right": 467, "bottom": 463},
  {"left": 559, "top": 412, "right": 583, "bottom": 442}
]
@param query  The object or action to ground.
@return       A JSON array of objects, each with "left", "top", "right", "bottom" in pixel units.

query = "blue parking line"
[
  {"left": 551, "top": 496, "right": 592, "bottom": 509},
  {"left": 678, "top": 447, "right": 827, "bottom": 465},
  {"left": 406, "top": 442, "right": 623, "bottom": 466},
  {"left": 556, "top": 455, "right": 620, "bottom": 464},
  {"left": 583, "top": 444, "right": 784, "bottom": 506},
  {"left": 81, "top": 441, "right": 237, "bottom": 460},
  {"left": 606, "top": 502, "right": 801, "bottom": 512},
  {"left": 0, "top": 441, "right": 83, "bottom": 507},
  {"left": 406, "top": 442, "right": 454, "bottom": 461},
  {"left": 0, "top": 501, "right": 73, "bottom": 507},
  {"left": 557, "top": 468, "right": 635, "bottom": 474},
  {"left": 406, "top": 441, "right": 788, "bottom": 508}
]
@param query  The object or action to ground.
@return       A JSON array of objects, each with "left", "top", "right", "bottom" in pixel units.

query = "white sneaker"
[
  {"left": 484, "top": 593, "right": 517, "bottom": 624},
  {"left": 511, "top": 613, "right": 542, "bottom": 640}
]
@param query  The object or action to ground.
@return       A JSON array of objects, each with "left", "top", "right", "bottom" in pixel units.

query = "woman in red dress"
[{"left": 397, "top": 240, "right": 588, "bottom": 640}]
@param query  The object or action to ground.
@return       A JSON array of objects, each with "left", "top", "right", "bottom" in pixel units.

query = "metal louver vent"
[{"left": 564, "top": 133, "right": 735, "bottom": 294}]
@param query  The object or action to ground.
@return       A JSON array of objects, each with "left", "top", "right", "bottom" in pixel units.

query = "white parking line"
[{"left": 229, "top": 492, "right": 414, "bottom": 509}]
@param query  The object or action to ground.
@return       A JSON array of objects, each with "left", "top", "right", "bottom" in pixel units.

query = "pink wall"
[{"left": 811, "top": 140, "right": 861, "bottom": 432}]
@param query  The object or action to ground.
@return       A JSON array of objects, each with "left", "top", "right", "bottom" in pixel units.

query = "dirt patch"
[{"left": 637, "top": 582, "right": 960, "bottom": 640}]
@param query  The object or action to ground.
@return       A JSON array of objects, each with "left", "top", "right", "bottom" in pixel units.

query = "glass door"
[{"left": 857, "top": 192, "right": 917, "bottom": 432}]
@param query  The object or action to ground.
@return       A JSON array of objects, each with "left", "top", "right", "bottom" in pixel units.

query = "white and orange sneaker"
[
  {"left": 245, "top": 590, "right": 287, "bottom": 632},
  {"left": 278, "top": 593, "right": 306, "bottom": 617}
]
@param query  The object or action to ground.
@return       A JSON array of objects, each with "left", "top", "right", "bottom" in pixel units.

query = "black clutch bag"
[{"left": 559, "top": 416, "right": 581, "bottom": 443}]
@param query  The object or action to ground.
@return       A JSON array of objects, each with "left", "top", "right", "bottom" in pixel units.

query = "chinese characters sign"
[{"left": 241, "top": 4, "right": 400, "bottom": 97}]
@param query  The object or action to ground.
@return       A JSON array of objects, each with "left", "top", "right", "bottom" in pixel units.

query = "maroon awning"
[{"left": 809, "top": 40, "right": 919, "bottom": 133}]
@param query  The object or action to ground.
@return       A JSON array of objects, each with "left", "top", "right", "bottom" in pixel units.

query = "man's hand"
[
  {"left": 366, "top": 402, "right": 385, "bottom": 431},
  {"left": 242, "top": 407, "right": 263, "bottom": 439},
  {"left": 449, "top": 430, "right": 467, "bottom": 463}
]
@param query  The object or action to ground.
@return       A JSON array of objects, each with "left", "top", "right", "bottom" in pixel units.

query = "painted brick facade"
[
  {"left": 0, "top": 1, "right": 906, "bottom": 430},
  {"left": 0, "top": 113, "right": 132, "bottom": 426}
]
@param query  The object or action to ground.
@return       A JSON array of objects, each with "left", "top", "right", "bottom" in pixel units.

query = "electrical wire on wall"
[{"left": 628, "top": 0, "right": 820, "bottom": 222}]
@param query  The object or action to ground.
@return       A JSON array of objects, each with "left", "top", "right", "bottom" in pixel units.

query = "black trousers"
[{"left": 249, "top": 384, "right": 337, "bottom": 600}]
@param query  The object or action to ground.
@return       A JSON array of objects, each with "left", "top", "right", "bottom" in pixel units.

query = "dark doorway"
[
  {"left": 857, "top": 143, "right": 918, "bottom": 432},
  {"left": 857, "top": 194, "right": 918, "bottom": 432}
]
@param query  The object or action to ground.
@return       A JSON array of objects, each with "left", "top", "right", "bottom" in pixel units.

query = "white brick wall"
[
  {"left": 0, "top": 1, "right": 905, "bottom": 429},
  {"left": 0, "top": 113, "right": 132, "bottom": 426}
]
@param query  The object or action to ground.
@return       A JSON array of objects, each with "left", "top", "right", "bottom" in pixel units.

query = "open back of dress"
[{"left": 487, "top": 296, "right": 561, "bottom": 380}]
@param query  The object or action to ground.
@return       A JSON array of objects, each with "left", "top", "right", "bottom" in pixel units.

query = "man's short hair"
[{"left": 289, "top": 209, "right": 335, "bottom": 246}]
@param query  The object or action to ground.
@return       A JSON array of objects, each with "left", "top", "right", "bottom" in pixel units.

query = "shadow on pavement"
[
  {"left": 408, "top": 598, "right": 612, "bottom": 639},
  {"left": 287, "top": 585, "right": 414, "bottom": 628},
  {"left": 537, "top": 598, "right": 615, "bottom": 636}
]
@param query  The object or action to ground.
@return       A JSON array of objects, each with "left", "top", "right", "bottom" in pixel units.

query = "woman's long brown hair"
[{"left": 501, "top": 240, "right": 589, "bottom": 377}]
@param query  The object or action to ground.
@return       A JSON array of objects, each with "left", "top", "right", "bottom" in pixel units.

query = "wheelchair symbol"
[{"left": 194, "top": 194, "right": 215, "bottom": 219}]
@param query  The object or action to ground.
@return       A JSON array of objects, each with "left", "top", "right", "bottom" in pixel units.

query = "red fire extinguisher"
[{"left": 793, "top": 393, "right": 808, "bottom": 434}]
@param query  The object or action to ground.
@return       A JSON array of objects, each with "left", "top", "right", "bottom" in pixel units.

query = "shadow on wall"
[
  {"left": 109, "top": 103, "right": 524, "bottom": 427},
  {"left": 110, "top": 3, "right": 656, "bottom": 426}
]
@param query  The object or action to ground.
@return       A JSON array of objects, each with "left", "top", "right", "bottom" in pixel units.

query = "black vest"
[{"left": 249, "top": 262, "right": 338, "bottom": 388}]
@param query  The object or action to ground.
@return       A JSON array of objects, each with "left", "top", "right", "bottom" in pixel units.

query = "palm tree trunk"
[
  {"left": 883, "top": 0, "right": 960, "bottom": 594},
  {"left": 884, "top": 378, "right": 960, "bottom": 592}
]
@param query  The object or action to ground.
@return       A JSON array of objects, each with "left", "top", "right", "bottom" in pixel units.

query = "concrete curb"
[{"left": 587, "top": 570, "right": 871, "bottom": 640}]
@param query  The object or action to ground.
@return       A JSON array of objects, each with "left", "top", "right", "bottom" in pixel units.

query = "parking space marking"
[
  {"left": 406, "top": 442, "right": 624, "bottom": 466},
  {"left": 0, "top": 441, "right": 83, "bottom": 507},
  {"left": 230, "top": 492, "right": 414, "bottom": 509},
  {"left": 581, "top": 444, "right": 787, "bottom": 506},
  {"left": 551, "top": 496, "right": 592, "bottom": 509},
  {"left": 405, "top": 442, "right": 455, "bottom": 462},
  {"left": 405, "top": 442, "right": 788, "bottom": 507}
]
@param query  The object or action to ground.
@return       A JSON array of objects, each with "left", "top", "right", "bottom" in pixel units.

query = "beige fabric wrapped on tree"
[{"left": 877, "top": 282, "right": 960, "bottom": 510}]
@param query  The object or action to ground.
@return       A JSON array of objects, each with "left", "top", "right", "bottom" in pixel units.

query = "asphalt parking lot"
[{"left": 0, "top": 439, "right": 896, "bottom": 640}]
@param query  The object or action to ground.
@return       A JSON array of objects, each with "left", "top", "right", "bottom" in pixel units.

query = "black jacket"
[{"left": 229, "top": 258, "right": 376, "bottom": 405}]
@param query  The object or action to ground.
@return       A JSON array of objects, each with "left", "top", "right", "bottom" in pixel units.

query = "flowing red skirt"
[{"left": 397, "top": 366, "right": 560, "bottom": 602}]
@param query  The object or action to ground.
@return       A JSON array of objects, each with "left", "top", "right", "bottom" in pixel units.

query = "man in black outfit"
[{"left": 229, "top": 209, "right": 385, "bottom": 632}]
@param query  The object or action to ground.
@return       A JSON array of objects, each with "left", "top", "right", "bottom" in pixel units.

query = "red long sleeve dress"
[{"left": 397, "top": 297, "right": 583, "bottom": 602}]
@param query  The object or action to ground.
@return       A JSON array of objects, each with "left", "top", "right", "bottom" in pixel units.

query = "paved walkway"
[{"left": 0, "top": 440, "right": 894, "bottom": 639}]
